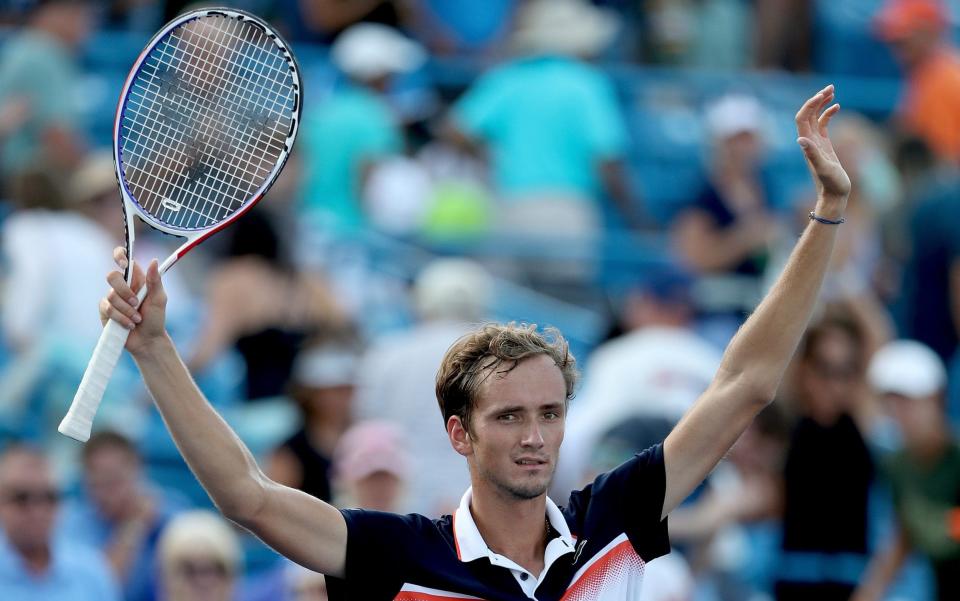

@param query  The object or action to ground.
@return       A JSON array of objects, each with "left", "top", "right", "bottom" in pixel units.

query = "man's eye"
[
  {"left": 498, "top": 414, "right": 516, "bottom": 422},
  {"left": 544, "top": 412, "right": 560, "bottom": 420}
]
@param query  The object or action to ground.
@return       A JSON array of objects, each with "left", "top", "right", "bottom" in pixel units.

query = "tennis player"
[{"left": 99, "top": 85, "right": 850, "bottom": 600}]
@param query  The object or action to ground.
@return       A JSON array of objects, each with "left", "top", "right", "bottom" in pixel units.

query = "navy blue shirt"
[{"left": 327, "top": 444, "right": 669, "bottom": 600}]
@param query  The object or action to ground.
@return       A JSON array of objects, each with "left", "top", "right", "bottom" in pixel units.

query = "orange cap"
[{"left": 874, "top": 0, "right": 948, "bottom": 41}]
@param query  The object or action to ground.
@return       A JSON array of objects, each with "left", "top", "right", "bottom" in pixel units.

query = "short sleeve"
[
  {"left": 452, "top": 68, "right": 509, "bottom": 140},
  {"left": 325, "top": 509, "right": 420, "bottom": 600},
  {"left": 579, "top": 73, "right": 628, "bottom": 160},
  {"left": 564, "top": 443, "right": 670, "bottom": 562}
]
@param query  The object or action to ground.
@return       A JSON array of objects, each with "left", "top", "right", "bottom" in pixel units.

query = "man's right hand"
[{"left": 99, "top": 247, "right": 169, "bottom": 355}]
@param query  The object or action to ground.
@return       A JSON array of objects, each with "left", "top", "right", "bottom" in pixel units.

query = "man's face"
[
  {"left": 887, "top": 392, "right": 943, "bottom": 446},
  {"left": 887, "top": 28, "right": 939, "bottom": 69},
  {"left": 85, "top": 447, "right": 139, "bottom": 522},
  {"left": 458, "top": 355, "right": 567, "bottom": 501},
  {"left": 0, "top": 452, "right": 58, "bottom": 555},
  {"left": 801, "top": 330, "right": 861, "bottom": 423},
  {"left": 351, "top": 470, "right": 402, "bottom": 512},
  {"left": 166, "top": 552, "right": 234, "bottom": 601}
]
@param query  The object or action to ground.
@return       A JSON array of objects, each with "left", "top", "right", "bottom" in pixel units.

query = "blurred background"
[{"left": 1, "top": 0, "right": 960, "bottom": 599}]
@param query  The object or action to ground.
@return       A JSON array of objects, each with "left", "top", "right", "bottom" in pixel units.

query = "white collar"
[{"left": 452, "top": 487, "right": 576, "bottom": 564}]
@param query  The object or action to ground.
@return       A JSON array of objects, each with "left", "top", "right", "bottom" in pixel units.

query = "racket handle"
[{"left": 58, "top": 319, "right": 131, "bottom": 442}]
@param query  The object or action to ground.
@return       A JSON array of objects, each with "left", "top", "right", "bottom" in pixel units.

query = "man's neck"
[
  {"left": 469, "top": 484, "right": 549, "bottom": 576},
  {"left": 910, "top": 428, "right": 952, "bottom": 465}
]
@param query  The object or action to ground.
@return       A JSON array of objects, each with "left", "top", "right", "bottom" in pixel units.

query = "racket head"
[{"left": 112, "top": 7, "right": 301, "bottom": 248}]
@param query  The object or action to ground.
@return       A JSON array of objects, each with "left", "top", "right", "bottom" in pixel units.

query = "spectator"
[
  {"left": 0, "top": 444, "right": 120, "bottom": 601},
  {"left": 775, "top": 315, "right": 875, "bottom": 600},
  {"left": 61, "top": 431, "right": 183, "bottom": 601},
  {"left": 874, "top": 0, "right": 960, "bottom": 164},
  {"left": 156, "top": 511, "right": 240, "bottom": 601},
  {"left": 446, "top": 0, "right": 644, "bottom": 234},
  {"left": 891, "top": 163, "right": 960, "bottom": 363},
  {"left": 299, "top": 23, "right": 425, "bottom": 232},
  {"left": 672, "top": 94, "right": 778, "bottom": 344},
  {"left": 332, "top": 421, "right": 410, "bottom": 511},
  {"left": 188, "top": 208, "right": 350, "bottom": 401},
  {"left": 267, "top": 342, "right": 359, "bottom": 502},
  {"left": 854, "top": 340, "right": 958, "bottom": 601},
  {"left": 0, "top": 0, "right": 92, "bottom": 181},
  {"left": 356, "top": 257, "right": 493, "bottom": 515},
  {"left": 0, "top": 154, "right": 119, "bottom": 441},
  {"left": 1, "top": 153, "right": 120, "bottom": 355},
  {"left": 555, "top": 265, "right": 720, "bottom": 497}
]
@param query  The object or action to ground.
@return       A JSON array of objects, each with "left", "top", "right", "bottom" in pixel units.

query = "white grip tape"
[
  {"left": 58, "top": 318, "right": 131, "bottom": 442},
  {"left": 59, "top": 282, "right": 150, "bottom": 442}
]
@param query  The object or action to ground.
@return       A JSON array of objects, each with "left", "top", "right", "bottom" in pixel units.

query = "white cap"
[
  {"left": 331, "top": 23, "right": 426, "bottom": 81},
  {"left": 414, "top": 258, "right": 493, "bottom": 322},
  {"left": 292, "top": 346, "right": 358, "bottom": 389},
  {"left": 70, "top": 151, "right": 117, "bottom": 205},
  {"left": 705, "top": 94, "right": 765, "bottom": 140},
  {"left": 867, "top": 340, "right": 946, "bottom": 398},
  {"left": 510, "top": 0, "right": 619, "bottom": 58}
]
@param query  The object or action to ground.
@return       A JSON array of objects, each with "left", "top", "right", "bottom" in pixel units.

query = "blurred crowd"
[{"left": 2, "top": 0, "right": 960, "bottom": 600}]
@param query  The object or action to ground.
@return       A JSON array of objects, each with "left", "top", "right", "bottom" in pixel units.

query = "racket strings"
[
  {"left": 120, "top": 14, "right": 295, "bottom": 230},
  {"left": 131, "top": 19, "right": 287, "bottom": 226}
]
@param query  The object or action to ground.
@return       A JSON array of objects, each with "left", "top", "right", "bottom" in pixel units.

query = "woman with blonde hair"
[{"left": 157, "top": 511, "right": 240, "bottom": 601}]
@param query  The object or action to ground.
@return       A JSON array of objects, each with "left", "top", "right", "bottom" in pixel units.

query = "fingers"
[
  {"left": 104, "top": 271, "right": 142, "bottom": 329},
  {"left": 795, "top": 84, "right": 835, "bottom": 135},
  {"left": 817, "top": 103, "right": 841, "bottom": 137},
  {"left": 100, "top": 296, "right": 139, "bottom": 330},
  {"left": 144, "top": 259, "right": 167, "bottom": 305},
  {"left": 113, "top": 246, "right": 128, "bottom": 270}
]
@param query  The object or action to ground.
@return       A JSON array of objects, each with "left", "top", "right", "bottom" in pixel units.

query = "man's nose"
[{"left": 521, "top": 421, "right": 544, "bottom": 447}]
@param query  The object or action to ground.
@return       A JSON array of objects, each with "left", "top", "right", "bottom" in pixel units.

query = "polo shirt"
[
  {"left": 0, "top": 532, "right": 120, "bottom": 601},
  {"left": 452, "top": 54, "right": 628, "bottom": 202},
  {"left": 300, "top": 83, "right": 403, "bottom": 231},
  {"left": 327, "top": 443, "right": 669, "bottom": 600}
]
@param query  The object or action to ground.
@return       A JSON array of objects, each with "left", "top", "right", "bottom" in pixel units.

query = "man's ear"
[{"left": 447, "top": 415, "right": 472, "bottom": 457}]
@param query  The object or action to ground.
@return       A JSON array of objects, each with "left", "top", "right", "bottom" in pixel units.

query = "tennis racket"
[{"left": 58, "top": 7, "right": 302, "bottom": 442}]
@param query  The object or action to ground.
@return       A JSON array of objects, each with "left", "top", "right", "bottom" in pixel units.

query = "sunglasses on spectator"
[
  {"left": 176, "top": 559, "right": 231, "bottom": 580},
  {"left": 2, "top": 489, "right": 60, "bottom": 508},
  {"left": 810, "top": 359, "right": 859, "bottom": 381}
]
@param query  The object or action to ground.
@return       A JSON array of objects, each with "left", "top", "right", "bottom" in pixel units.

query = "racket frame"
[
  {"left": 113, "top": 6, "right": 302, "bottom": 281},
  {"left": 59, "top": 7, "right": 302, "bottom": 442}
]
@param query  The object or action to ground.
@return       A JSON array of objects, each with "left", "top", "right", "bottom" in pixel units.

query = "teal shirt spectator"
[
  {"left": 453, "top": 54, "right": 628, "bottom": 202},
  {"left": 0, "top": 532, "right": 120, "bottom": 601},
  {"left": 0, "top": 31, "right": 83, "bottom": 176},
  {"left": 300, "top": 84, "right": 402, "bottom": 231}
]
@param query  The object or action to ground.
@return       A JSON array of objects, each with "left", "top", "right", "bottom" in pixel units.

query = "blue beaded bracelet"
[{"left": 809, "top": 211, "right": 845, "bottom": 225}]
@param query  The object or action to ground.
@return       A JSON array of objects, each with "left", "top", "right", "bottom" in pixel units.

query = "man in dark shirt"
[{"left": 96, "top": 86, "right": 850, "bottom": 599}]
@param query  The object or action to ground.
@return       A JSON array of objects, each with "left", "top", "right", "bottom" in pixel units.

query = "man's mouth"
[{"left": 515, "top": 458, "right": 547, "bottom": 466}]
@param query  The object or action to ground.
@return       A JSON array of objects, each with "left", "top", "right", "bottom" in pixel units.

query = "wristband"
[{"left": 809, "top": 211, "right": 844, "bottom": 225}]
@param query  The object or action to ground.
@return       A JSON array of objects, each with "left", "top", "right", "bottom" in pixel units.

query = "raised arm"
[
  {"left": 100, "top": 250, "right": 347, "bottom": 577},
  {"left": 662, "top": 85, "right": 851, "bottom": 517}
]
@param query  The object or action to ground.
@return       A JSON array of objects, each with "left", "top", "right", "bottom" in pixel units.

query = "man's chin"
[{"left": 500, "top": 475, "right": 552, "bottom": 501}]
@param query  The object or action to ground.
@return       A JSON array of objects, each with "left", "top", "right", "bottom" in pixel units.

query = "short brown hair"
[
  {"left": 435, "top": 323, "right": 578, "bottom": 431},
  {"left": 82, "top": 431, "right": 139, "bottom": 465}
]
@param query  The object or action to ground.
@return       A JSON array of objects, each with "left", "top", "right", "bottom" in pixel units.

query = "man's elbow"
[
  {"left": 214, "top": 473, "right": 270, "bottom": 525},
  {"left": 713, "top": 368, "right": 779, "bottom": 409}
]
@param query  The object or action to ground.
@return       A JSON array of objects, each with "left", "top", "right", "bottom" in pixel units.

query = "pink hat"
[{"left": 333, "top": 421, "right": 410, "bottom": 482}]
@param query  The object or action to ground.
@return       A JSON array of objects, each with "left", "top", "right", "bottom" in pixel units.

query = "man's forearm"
[
  {"left": 132, "top": 334, "right": 267, "bottom": 520},
  {"left": 718, "top": 196, "right": 846, "bottom": 401}
]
